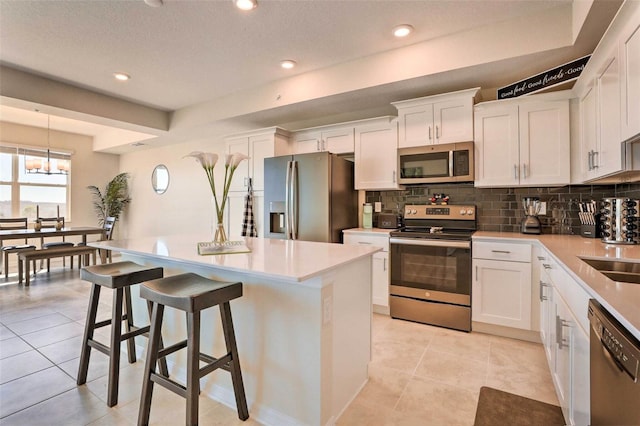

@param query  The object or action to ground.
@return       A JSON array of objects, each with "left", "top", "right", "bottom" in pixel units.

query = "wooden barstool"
[
  {"left": 137, "top": 273, "right": 249, "bottom": 426},
  {"left": 78, "top": 261, "right": 168, "bottom": 407}
]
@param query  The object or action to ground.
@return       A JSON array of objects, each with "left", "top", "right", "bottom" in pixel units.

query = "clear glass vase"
[{"left": 213, "top": 222, "right": 228, "bottom": 244}]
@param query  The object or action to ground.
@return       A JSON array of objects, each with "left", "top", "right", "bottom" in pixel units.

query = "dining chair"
[
  {"left": 1, "top": 218, "right": 37, "bottom": 279},
  {"left": 37, "top": 216, "right": 74, "bottom": 269},
  {"left": 77, "top": 216, "right": 116, "bottom": 264}
]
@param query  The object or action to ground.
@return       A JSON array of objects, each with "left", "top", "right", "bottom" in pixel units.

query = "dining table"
[{"left": 0, "top": 226, "right": 105, "bottom": 271}]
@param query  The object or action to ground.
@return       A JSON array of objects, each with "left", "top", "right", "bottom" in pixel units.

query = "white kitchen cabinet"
[
  {"left": 595, "top": 52, "right": 622, "bottom": 178},
  {"left": 538, "top": 249, "right": 590, "bottom": 426},
  {"left": 292, "top": 126, "right": 354, "bottom": 155},
  {"left": 474, "top": 94, "right": 570, "bottom": 187},
  {"left": 472, "top": 241, "right": 532, "bottom": 330},
  {"left": 620, "top": 4, "right": 640, "bottom": 141},
  {"left": 225, "top": 127, "right": 290, "bottom": 193},
  {"left": 354, "top": 117, "right": 402, "bottom": 190},
  {"left": 578, "top": 85, "right": 598, "bottom": 181},
  {"left": 343, "top": 230, "right": 390, "bottom": 313},
  {"left": 392, "top": 88, "right": 479, "bottom": 148}
]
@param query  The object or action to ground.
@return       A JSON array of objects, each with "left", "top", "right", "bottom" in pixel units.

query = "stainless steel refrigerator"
[{"left": 264, "top": 151, "right": 357, "bottom": 243}]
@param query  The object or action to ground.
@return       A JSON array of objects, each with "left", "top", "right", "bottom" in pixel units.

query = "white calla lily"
[{"left": 184, "top": 150, "right": 249, "bottom": 243}]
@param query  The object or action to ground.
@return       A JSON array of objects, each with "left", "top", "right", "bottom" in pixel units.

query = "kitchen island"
[{"left": 89, "top": 235, "right": 380, "bottom": 426}]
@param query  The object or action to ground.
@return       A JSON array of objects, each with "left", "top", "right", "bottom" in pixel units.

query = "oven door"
[{"left": 389, "top": 238, "right": 471, "bottom": 306}]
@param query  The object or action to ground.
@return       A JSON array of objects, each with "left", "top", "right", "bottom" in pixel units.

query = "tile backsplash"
[{"left": 366, "top": 183, "right": 640, "bottom": 234}]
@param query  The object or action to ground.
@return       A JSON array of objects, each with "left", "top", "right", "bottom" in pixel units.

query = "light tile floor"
[{"left": 0, "top": 259, "right": 558, "bottom": 425}]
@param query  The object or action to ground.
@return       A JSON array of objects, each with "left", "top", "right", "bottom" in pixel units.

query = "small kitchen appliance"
[
  {"left": 377, "top": 213, "right": 402, "bottom": 229},
  {"left": 389, "top": 205, "right": 476, "bottom": 332},
  {"left": 521, "top": 197, "right": 542, "bottom": 234},
  {"left": 600, "top": 197, "right": 640, "bottom": 244}
]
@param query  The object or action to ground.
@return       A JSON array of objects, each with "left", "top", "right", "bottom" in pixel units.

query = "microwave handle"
[{"left": 449, "top": 151, "right": 454, "bottom": 177}]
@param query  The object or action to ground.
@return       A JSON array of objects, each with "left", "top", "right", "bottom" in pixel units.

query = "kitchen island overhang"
[{"left": 89, "top": 236, "right": 380, "bottom": 426}]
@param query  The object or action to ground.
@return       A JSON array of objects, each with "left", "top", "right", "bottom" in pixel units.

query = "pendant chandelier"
[{"left": 25, "top": 114, "right": 69, "bottom": 175}]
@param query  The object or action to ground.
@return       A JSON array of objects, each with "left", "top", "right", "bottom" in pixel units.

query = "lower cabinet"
[
  {"left": 538, "top": 250, "right": 590, "bottom": 426},
  {"left": 472, "top": 241, "right": 532, "bottom": 330},
  {"left": 343, "top": 230, "right": 390, "bottom": 313}
]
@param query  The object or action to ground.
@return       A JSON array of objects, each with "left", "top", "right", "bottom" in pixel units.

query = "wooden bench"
[{"left": 18, "top": 246, "right": 98, "bottom": 286}]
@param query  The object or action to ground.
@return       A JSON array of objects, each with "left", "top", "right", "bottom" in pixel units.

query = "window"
[{"left": 0, "top": 146, "right": 71, "bottom": 221}]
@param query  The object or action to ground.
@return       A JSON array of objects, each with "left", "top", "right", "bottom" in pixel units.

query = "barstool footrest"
[
  {"left": 88, "top": 339, "right": 111, "bottom": 356},
  {"left": 199, "top": 352, "right": 232, "bottom": 377},
  {"left": 157, "top": 339, "right": 188, "bottom": 359},
  {"left": 151, "top": 372, "right": 187, "bottom": 398},
  {"left": 93, "top": 312, "right": 131, "bottom": 330},
  {"left": 120, "top": 325, "right": 150, "bottom": 341}
]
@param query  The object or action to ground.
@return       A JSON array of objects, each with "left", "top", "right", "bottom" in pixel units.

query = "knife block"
[{"left": 580, "top": 213, "right": 600, "bottom": 238}]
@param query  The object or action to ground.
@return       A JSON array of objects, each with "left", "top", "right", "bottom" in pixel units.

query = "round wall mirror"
[{"left": 152, "top": 164, "right": 169, "bottom": 194}]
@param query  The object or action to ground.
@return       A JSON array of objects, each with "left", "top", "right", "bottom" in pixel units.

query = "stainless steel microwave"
[{"left": 398, "top": 141, "right": 474, "bottom": 184}]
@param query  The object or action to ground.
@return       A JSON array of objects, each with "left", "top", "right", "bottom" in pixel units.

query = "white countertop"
[
  {"left": 474, "top": 231, "right": 640, "bottom": 339},
  {"left": 90, "top": 235, "right": 380, "bottom": 283}
]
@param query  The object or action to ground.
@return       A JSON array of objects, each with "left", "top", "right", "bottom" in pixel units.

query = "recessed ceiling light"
[
  {"left": 114, "top": 72, "right": 131, "bottom": 81},
  {"left": 280, "top": 60, "right": 296, "bottom": 70},
  {"left": 143, "top": 0, "right": 163, "bottom": 7},
  {"left": 393, "top": 24, "right": 414, "bottom": 38},
  {"left": 234, "top": 0, "right": 257, "bottom": 11}
]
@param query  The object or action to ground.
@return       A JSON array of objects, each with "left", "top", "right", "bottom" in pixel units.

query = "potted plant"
[{"left": 87, "top": 172, "right": 132, "bottom": 226}]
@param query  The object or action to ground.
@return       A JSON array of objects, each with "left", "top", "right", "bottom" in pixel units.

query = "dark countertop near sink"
[{"left": 473, "top": 231, "right": 640, "bottom": 341}]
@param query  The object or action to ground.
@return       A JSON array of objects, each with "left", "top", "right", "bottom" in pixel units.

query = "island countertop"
[{"left": 90, "top": 235, "right": 380, "bottom": 284}]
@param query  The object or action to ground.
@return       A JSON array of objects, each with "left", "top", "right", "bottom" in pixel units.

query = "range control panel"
[{"left": 404, "top": 205, "right": 476, "bottom": 220}]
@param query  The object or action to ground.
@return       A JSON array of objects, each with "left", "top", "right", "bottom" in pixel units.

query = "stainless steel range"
[{"left": 389, "top": 204, "right": 476, "bottom": 332}]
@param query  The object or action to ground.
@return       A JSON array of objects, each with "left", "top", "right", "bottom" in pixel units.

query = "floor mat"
[{"left": 474, "top": 386, "right": 566, "bottom": 426}]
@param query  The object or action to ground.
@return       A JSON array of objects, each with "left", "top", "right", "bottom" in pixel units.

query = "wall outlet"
[
  {"left": 374, "top": 201, "right": 382, "bottom": 212},
  {"left": 539, "top": 201, "right": 547, "bottom": 215}
]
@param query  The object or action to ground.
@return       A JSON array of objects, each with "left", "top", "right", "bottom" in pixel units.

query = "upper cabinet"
[
  {"left": 620, "top": 4, "right": 640, "bottom": 141},
  {"left": 292, "top": 126, "right": 354, "bottom": 155},
  {"left": 354, "top": 117, "right": 402, "bottom": 190},
  {"left": 573, "top": 0, "right": 640, "bottom": 183},
  {"left": 225, "top": 127, "right": 290, "bottom": 193},
  {"left": 392, "top": 87, "right": 479, "bottom": 148},
  {"left": 474, "top": 93, "right": 571, "bottom": 187}
]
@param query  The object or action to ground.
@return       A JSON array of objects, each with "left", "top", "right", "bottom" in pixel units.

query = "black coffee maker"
[{"left": 521, "top": 197, "right": 542, "bottom": 234}]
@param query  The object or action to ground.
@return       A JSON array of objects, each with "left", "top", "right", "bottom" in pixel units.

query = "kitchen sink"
[{"left": 580, "top": 257, "right": 640, "bottom": 284}]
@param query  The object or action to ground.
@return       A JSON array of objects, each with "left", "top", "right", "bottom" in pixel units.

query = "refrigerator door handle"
[
  {"left": 291, "top": 160, "right": 299, "bottom": 240},
  {"left": 285, "top": 160, "right": 292, "bottom": 239}
]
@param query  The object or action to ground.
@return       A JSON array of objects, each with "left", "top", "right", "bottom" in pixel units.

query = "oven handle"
[{"left": 389, "top": 238, "right": 470, "bottom": 249}]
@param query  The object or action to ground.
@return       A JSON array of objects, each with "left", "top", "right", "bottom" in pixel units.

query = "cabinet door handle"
[
  {"left": 383, "top": 258, "right": 387, "bottom": 271},
  {"left": 537, "top": 256, "right": 545, "bottom": 261},
  {"left": 556, "top": 315, "right": 571, "bottom": 349},
  {"left": 491, "top": 250, "right": 511, "bottom": 254},
  {"left": 514, "top": 164, "right": 519, "bottom": 180},
  {"left": 523, "top": 163, "right": 527, "bottom": 179},
  {"left": 393, "top": 170, "right": 396, "bottom": 183},
  {"left": 539, "top": 281, "right": 549, "bottom": 301},
  {"left": 543, "top": 263, "right": 551, "bottom": 270},
  {"left": 588, "top": 151, "right": 593, "bottom": 171},
  {"left": 435, "top": 125, "right": 440, "bottom": 139},
  {"left": 428, "top": 126, "right": 432, "bottom": 141},
  {"left": 358, "top": 242, "right": 371, "bottom": 245},
  {"left": 317, "top": 140, "right": 321, "bottom": 151},
  {"left": 593, "top": 150, "right": 599, "bottom": 169},
  {"left": 475, "top": 265, "right": 478, "bottom": 282}
]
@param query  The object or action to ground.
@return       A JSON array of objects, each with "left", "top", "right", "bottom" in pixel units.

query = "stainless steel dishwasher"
[{"left": 588, "top": 299, "right": 640, "bottom": 425}]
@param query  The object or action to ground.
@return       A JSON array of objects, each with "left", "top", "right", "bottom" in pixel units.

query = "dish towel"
[{"left": 241, "top": 178, "right": 258, "bottom": 237}]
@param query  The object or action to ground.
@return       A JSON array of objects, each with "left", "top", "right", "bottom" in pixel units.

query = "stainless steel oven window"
[{"left": 390, "top": 242, "right": 471, "bottom": 295}]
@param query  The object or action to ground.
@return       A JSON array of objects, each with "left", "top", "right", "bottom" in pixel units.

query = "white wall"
[
  {"left": 0, "top": 121, "right": 119, "bottom": 229},
  {"left": 119, "top": 131, "right": 245, "bottom": 239}
]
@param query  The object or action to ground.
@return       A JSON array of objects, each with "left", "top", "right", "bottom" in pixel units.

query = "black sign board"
[{"left": 497, "top": 55, "right": 590, "bottom": 100}]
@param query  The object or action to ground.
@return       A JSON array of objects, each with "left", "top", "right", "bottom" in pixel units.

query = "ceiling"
[{"left": 0, "top": 0, "right": 623, "bottom": 153}]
